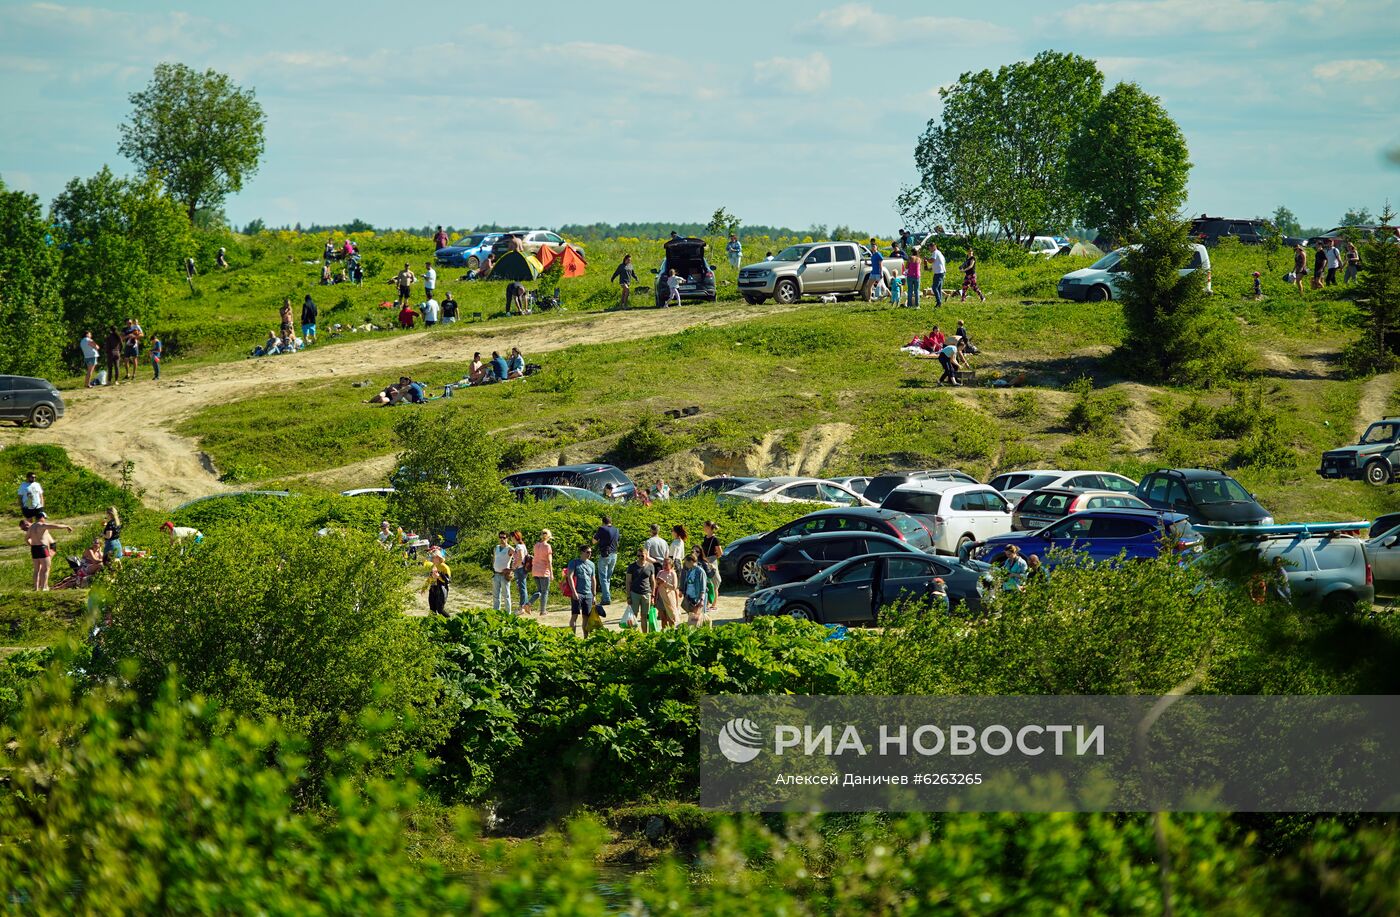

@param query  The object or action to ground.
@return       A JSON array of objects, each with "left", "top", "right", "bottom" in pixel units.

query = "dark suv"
[
  {"left": 721, "top": 507, "right": 934, "bottom": 588},
  {"left": 1319, "top": 419, "right": 1400, "bottom": 486},
  {"left": 756, "top": 530, "right": 926, "bottom": 587},
  {"left": 654, "top": 237, "right": 717, "bottom": 305},
  {"left": 501, "top": 464, "right": 636, "bottom": 500},
  {"left": 1189, "top": 216, "right": 1270, "bottom": 246},
  {"left": 0, "top": 375, "right": 65, "bottom": 428},
  {"left": 1135, "top": 469, "right": 1272, "bottom": 526}
]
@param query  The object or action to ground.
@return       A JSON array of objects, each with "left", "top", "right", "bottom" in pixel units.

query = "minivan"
[
  {"left": 501, "top": 463, "right": 636, "bottom": 500},
  {"left": 0, "top": 375, "right": 65, "bottom": 428},
  {"left": 1057, "top": 243, "right": 1211, "bottom": 302}
]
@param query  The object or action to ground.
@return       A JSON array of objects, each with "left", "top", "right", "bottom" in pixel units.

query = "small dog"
[{"left": 819, "top": 293, "right": 838, "bottom": 303}]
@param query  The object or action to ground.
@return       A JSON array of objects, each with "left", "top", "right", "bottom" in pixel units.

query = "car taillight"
[
  {"left": 885, "top": 522, "right": 906, "bottom": 541},
  {"left": 933, "top": 516, "right": 945, "bottom": 527},
  {"left": 704, "top": 271, "right": 714, "bottom": 280},
  {"left": 1367, "top": 562, "right": 1374, "bottom": 586},
  {"left": 764, "top": 563, "right": 779, "bottom": 572}
]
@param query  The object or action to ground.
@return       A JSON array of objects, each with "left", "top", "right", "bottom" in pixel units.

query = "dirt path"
[
  {"left": 0, "top": 304, "right": 792, "bottom": 509},
  {"left": 1355, "top": 373, "right": 1396, "bottom": 438}
]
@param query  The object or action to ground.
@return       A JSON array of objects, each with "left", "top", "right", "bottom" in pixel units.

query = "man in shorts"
[
  {"left": 23, "top": 513, "right": 73, "bottom": 591},
  {"left": 17, "top": 472, "right": 43, "bottom": 520},
  {"left": 121, "top": 317, "right": 143, "bottom": 381},
  {"left": 624, "top": 547, "right": 655, "bottom": 631},
  {"left": 566, "top": 544, "right": 599, "bottom": 635},
  {"left": 301, "top": 294, "right": 318, "bottom": 345},
  {"left": 423, "top": 262, "right": 437, "bottom": 300},
  {"left": 394, "top": 263, "right": 416, "bottom": 305}
]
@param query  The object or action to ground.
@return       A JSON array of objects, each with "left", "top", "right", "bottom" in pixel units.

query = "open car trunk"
[{"left": 664, "top": 238, "right": 708, "bottom": 277}]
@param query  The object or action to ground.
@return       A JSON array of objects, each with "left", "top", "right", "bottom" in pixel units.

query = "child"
[
  {"left": 1252, "top": 271, "right": 1263, "bottom": 300},
  {"left": 150, "top": 335, "right": 163, "bottom": 379},
  {"left": 664, "top": 269, "right": 683, "bottom": 307}
]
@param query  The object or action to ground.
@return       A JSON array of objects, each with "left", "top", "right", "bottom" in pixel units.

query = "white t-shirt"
[
  {"left": 1325, "top": 247, "right": 1343, "bottom": 269},
  {"left": 422, "top": 299, "right": 441, "bottom": 322},
  {"left": 79, "top": 338, "right": 99, "bottom": 360},
  {"left": 930, "top": 250, "right": 947, "bottom": 273},
  {"left": 424, "top": 267, "right": 437, "bottom": 288},
  {"left": 18, "top": 481, "right": 43, "bottom": 510}
]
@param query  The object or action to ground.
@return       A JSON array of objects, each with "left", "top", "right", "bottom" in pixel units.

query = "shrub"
[
  {"left": 609, "top": 414, "right": 688, "bottom": 465},
  {"left": 389, "top": 411, "right": 513, "bottom": 540},
  {"left": 1061, "top": 375, "right": 1129, "bottom": 436},
  {"left": 93, "top": 522, "right": 447, "bottom": 778},
  {"left": 1005, "top": 389, "right": 1041, "bottom": 421}
]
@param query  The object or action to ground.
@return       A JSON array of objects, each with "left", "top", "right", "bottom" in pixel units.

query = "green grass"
[{"left": 0, "top": 444, "right": 130, "bottom": 519}]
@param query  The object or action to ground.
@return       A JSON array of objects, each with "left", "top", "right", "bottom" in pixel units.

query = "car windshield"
[
  {"left": 456, "top": 234, "right": 488, "bottom": 247},
  {"left": 1187, "top": 477, "right": 1253, "bottom": 504},
  {"left": 772, "top": 245, "right": 810, "bottom": 262},
  {"left": 733, "top": 480, "right": 787, "bottom": 495},
  {"left": 1088, "top": 249, "right": 1125, "bottom": 271},
  {"left": 1361, "top": 423, "right": 1398, "bottom": 445}
]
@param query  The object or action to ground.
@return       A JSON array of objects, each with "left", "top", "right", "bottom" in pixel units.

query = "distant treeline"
[{"left": 242, "top": 219, "right": 878, "bottom": 241}]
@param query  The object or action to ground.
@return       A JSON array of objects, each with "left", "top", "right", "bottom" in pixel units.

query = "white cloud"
[
  {"left": 1312, "top": 59, "right": 1400, "bottom": 82},
  {"left": 801, "top": 3, "right": 1012, "bottom": 46},
  {"left": 752, "top": 52, "right": 831, "bottom": 94},
  {"left": 1057, "top": 0, "right": 1281, "bottom": 36}
]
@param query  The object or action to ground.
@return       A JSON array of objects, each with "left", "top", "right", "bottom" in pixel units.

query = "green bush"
[
  {"left": 609, "top": 413, "right": 689, "bottom": 465},
  {"left": 1005, "top": 389, "right": 1041, "bottom": 420},
  {"left": 0, "top": 444, "right": 130, "bottom": 518},
  {"left": 1061, "top": 375, "right": 1129, "bottom": 436},
  {"left": 388, "top": 411, "right": 512, "bottom": 540}
]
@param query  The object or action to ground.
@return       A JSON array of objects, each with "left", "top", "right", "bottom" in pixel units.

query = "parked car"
[
  {"left": 1202, "top": 530, "right": 1373, "bottom": 613},
  {"left": 678, "top": 476, "right": 758, "bottom": 499},
  {"left": 744, "top": 552, "right": 988, "bottom": 624},
  {"left": 1057, "top": 243, "right": 1211, "bottom": 302},
  {"left": 1001, "top": 470, "right": 1139, "bottom": 505},
  {"left": 501, "top": 464, "right": 635, "bottom": 500},
  {"left": 737, "top": 241, "right": 886, "bottom": 305},
  {"left": 720, "top": 507, "right": 935, "bottom": 588},
  {"left": 434, "top": 232, "right": 504, "bottom": 268},
  {"left": 490, "top": 229, "right": 580, "bottom": 259},
  {"left": 1027, "top": 235, "right": 1067, "bottom": 257},
  {"left": 340, "top": 487, "right": 396, "bottom": 498},
  {"left": 988, "top": 469, "right": 1061, "bottom": 493},
  {"left": 654, "top": 237, "right": 716, "bottom": 304},
  {"left": 0, "top": 375, "right": 65, "bottom": 428},
  {"left": 977, "top": 509, "right": 1201, "bottom": 567},
  {"left": 878, "top": 482, "right": 1014, "bottom": 556},
  {"left": 509, "top": 485, "right": 609, "bottom": 504},
  {"left": 828, "top": 475, "right": 872, "bottom": 495},
  {"left": 1318, "top": 418, "right": 1400, "bottom": 486},
  {"left": 1370, "top": 513, "right": 1400, "bottom": 540},
  {"left": 1307, "top": 225, "right": 1397, "bottom": 248},
  {"left": 715, "top": 477, "right": 871, "bottom": 508},
  {"left": 1011, "top": 488, "right": 1150, "bottom": 531},
  {"left": 1135, "top": 468, "right": 1272, "bottom": 526},
  {"left": 1189, "top": 216, "right": 1271, "bottom": 246},
  {"left": 756, "top": 530, "right": 928, "bottom": 587},
  {"left": 1365, "top": 522, "right": 1400, "bottom": 588},
  {"left": 862, "top": 469, "right": 978, "bottom": 505}
]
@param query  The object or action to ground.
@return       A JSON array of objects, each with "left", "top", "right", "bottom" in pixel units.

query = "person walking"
[
  {"left": 184, "top": 256, "right": 197, "bottom": 293},
  {"left": 1293, "top": 243, "right": 1308, "bottom": 294},
  {"left": 150, "top": 334, "right": 162, "bottom": 379},
  {"left": 593, "top": 514, "right": 620, "bottom": 606},
  {"left": 79, "top": 331, "right": 100, "bottom": 387},
  {"left": 103, "top": 326, "right": 122, "bottom": 385},
  {"left": 624, "top": 547, "right": 656, "bottom": 631},
  {"left": 565, "top": 544, "right": 598, "bottom": 635},
  {"left": 726, "top": 233, "right": 743, "bottom": 271},
  {"left": 669, "top": 524, "right": 688, "bottom": 565},
  {"left": 101, "top": 506, "right": 123, "bottom": 563},
  {"left": 1002, "top": 544, "right": 1028, "bottom": 592},
  {"left": 423, "top": 261, "right": 437, "bottom": 300},
  {"left": 301, "top": 295, "right": 318, "bottom": 345},
  {"left": 491, "top": 531, "right": 514, "bottom": 614},
  {"left": 509, "top": 530, "right": 530, "bottom": 609},
  {"left": 17, "top": 472, "right": 43, "bottom": 520},
  {"left": 929, "top": 243, "right": 947, "bottom": 307},
  {"left": 682, "top": 551, "right": 709, "bottom": 626},
  {"left": 904, "top": 248, "right": 922, "bottom": 309},
  {"left": 959, "top": 250, "right": 986, "bottom": 302},
  {"left": 1344, "top": 241, "right": 1361, "bottom": 284},
  {"left": 663, "top": 268, "right": 682, "bottom": 307},
  {"left": 1311, "top": 245, "right": 1326, "bottom": 289},
  {"left": 22, "top": 514, "right": 73, "bottom": 591},
  {"left": 700, "top": 521, "right": 723, "bottom": 591},
  {"left": 1324, "top": 239, "right": 1343, "bottom": 286},
  {"left": 610, "top": 254, "right": 637, "bottom": 309},
  {"left": 655, "top": 555, "right": 680, "bottom": 629},
  {"left": 433, "top": 226, "right": 449, "bottom": 252},
  {"left": 522, "top": 529, "right": 554, "bottom": 616},
  {"left": 424, "top": 548, "right": 452, "bottom": 617},
  {"left": 216, "top": 247, "right": 228, "bottom": 269}
]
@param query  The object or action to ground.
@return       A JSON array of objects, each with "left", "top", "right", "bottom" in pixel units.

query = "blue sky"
[{"left": 1, "top": 0, "right": 1397, "bottom": 233}]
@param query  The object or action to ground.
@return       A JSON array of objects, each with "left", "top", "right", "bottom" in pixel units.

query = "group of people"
[
  {"left": 79, "top": 319, "right": 159, "bottom": 386},
  {"left": 489, "top": 518, "right": 725, "bottom": 634},
  {"left": 397, "top": 290, "right": 461, "bottom": 329},
  {"left": 1290, "top": 238, "right": 1361, "bottom": 294},
  {"left": 877, "top": 235, "right": 986, "bottom": 309},
  {"left": 464, "top": 348, "right": 527, "bottom": 385},
  {"left": 902, "top": 320, "right": 977, "bottom": 386}
]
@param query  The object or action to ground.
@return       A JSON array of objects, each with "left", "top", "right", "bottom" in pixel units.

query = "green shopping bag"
[{"left": 647, "top": 604, "right": 659, "bottom": 632}]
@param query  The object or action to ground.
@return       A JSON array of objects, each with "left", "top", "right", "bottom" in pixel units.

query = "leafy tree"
[
  {"left": 118, "top": 62, "right": 266, "bottom": 220},
  {"left": 1117, "top": 212, "right": 1249, "bottom": 385},
  {"left": 344, "top": 217, "right": 374, "bottom": 233},
  {"left": 705, "top": 207, "right": 741, "bottom": 237},
  {"left": 0, "top": 177, "right": 67, "bottom": 376},
  {"left": 1270, "top": 206, "right": 1303, "bottom": 238},
  {"left": 1340, "top": 206, "right": 1374, "bottom": 227},
  {"left": 388, "top": 411, "right": 512, "bottom": 541},
  {"left": 242, "top": 217, "right": 266, "bottom": 234},
  {"left": 1349, "top": 204, "right": 1400, "bottom": 374},
  {"left": 93, "top": 522, "right": 446, "bottom": 777},
  {"left": 1068, "top": 82, "right": 1190, "bottom": 245}
]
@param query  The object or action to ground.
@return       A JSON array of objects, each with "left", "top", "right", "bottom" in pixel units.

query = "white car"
[
  {"left": 1001, "top": 471, "right": 1139, "bottom": 506},
  {"left": 716, "top": 476, "right": 872, "bottom": 508},
  {"left": 877, "top": 482, "right": 1013, "bottom": 556},
  {"left": 1028, "top": 236, "right": 1065, "bottom": 257},
  {"left": 1056, "top": 243, "right": 1211, "bottom": 302},
  {"left": 828, "top": 475, "right": 873, "bottom": 495}
]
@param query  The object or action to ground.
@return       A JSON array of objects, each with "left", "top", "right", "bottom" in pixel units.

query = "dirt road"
[{"left": 1, "top": 303, "right": 788, "bottom": 508}]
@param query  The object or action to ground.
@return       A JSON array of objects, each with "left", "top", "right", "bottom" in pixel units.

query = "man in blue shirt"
[
  {"left": 566, "top": 544, "right": 599, "bottom": 636},
  {"left": 726, "top": 233, "right": 742, "bottom": 271},
  {"left": 489, "top": 351, "right": 509, "bottom": 383},
  {"left": 867, "top": 238, "right": 884, "bottom": 300},
  {"left": 593, "top": 514, "right": 620, "bottom": 606}
]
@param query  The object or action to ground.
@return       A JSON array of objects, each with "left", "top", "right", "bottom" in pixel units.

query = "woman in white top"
[{"left": 669, "top": 524, "right": 688, "bottom": 564}]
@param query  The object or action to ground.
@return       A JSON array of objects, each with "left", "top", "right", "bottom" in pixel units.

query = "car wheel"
[
  {"left": 28, "top": 404, "right": 56, "bottom": 429},
  {"left": 1365, "top": 460, "right": 1392, "bottom": 486},
  {"left": 739, "top": 555, "right": 764, "bottom": 588},
  {"left": 774, "top": 279, "right": 799, "bottom": 305},
  {"left": 956, "top": 534, "right": 975, "bottom": 558},
  {"left": 1087, "top": 285, "right": 1111, "bottom": 302},
  {"left": 467, "top": 256, "right": 479, "bottom": 270},
  {"left": 786, "top": 603, "right": 818, "bottom": 622},
  {"left": 1321, "top": 591, "right": 1357, "bottom": 615}
]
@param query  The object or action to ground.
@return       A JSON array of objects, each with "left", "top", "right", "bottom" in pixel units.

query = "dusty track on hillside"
[{"left": 0, "top": 304, "right": 793, "bottom": 508}]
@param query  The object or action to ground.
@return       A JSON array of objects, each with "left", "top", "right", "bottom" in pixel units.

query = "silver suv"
[
  {"left": 738, "top": 242, "right": 886, "bottom": 305},
  {"left": 1199, "top": 531, "right": 1373, "bottom": 613}
]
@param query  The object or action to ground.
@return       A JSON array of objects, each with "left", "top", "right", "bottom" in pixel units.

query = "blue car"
[
  {"left": 973, "top": 508, "right": 1201, "bottom": 568},
  {"left": 435, "top": 232, "right": 504, "bottom": 268}
]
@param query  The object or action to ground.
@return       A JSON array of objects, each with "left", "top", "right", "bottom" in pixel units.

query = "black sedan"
[
  {"left": 757, "top": 531, "right": 927, "bottom": 587},
  {"left": 720, "top": 508, "right": 934, "bottom": 588},
  {"left": 744, "top": 552, "right": 988, "bottom": 625},
  {"left": 679, "top": 476, "right": 758, "bottom": 499}
]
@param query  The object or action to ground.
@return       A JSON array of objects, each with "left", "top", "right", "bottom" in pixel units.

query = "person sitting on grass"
[
  {"left": 468, "top": 352, "right": 486, "bottom": 385},
  {"left": 506, "top": 347, "right": 526, "bottom": 379},
  {"left": 366, "top": 377, "right": 410, "bottom": 405},
  {"left": 466, "top": 255, "right": 494, "bottom": 281},
  {"left": 398, "top": 302, "right": 418, "bottom": 329},
  {"left": 489, "top": 351, "right": 509, "bottom": 383}
]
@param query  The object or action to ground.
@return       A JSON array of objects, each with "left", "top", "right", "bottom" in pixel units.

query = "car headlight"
[{"left": 1259, "top": 516, "right": 1274, "bottom": 525}]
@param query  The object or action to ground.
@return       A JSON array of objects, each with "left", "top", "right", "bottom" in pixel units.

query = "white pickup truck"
[{"left": 737, "top": 241, "right": 903, "bottom": 305}]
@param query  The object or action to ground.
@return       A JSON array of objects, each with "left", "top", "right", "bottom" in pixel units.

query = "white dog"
[{"left": 818, "top": 293, "right": 838, "bottom": 303}]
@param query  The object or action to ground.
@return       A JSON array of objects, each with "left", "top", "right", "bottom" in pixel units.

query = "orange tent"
[
  {"left": 557, "top": 244, "right": 587, "bottom": 277},
  {"left": 536, "top": 245, "right": 557, "bottom": 270}
]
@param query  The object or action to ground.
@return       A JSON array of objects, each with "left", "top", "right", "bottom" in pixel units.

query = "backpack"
[
  {"left": 523, "top": 551, "right": 533, "bottom": 575},
  {"left": 560, "top": 565, "right": 576, "bottom": 598}
]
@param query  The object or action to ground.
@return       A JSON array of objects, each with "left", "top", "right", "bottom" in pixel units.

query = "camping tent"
[
  {"left": 491, "top": 250, "right": 543, "bottom": 281},
  {"left": 536, "top": 244, "right": 588, "bottom": 277},
  {"left": 535, "top": 245, "right": 557, "bottom": 270},
  {"left": 1059, "top": 241, "right": 1104, "bottom": 259}
]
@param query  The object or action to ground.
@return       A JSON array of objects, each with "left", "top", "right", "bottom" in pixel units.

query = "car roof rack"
[{"left": 1193, "top": 522, "right": 1368, "bottom": 539}]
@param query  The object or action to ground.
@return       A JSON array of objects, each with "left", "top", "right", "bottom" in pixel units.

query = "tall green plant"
[
  {"left": 388, "top": 411, "right": 512, "bottom": 539},
  {"left": 0, "top": 177, "right": 66, "bottom": 376}
]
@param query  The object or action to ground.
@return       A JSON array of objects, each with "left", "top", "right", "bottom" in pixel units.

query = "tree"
[
  {"left": 906, "top": 51, "right": 1103, "bottom": 243},
  {"left": 0, "top": 178, "right": 67, "bottom": 376},
  {"left": 118, "top": 63, "right": 266, "bottom": 221},
  {"left": 1117, "top": 212, "right": 1249, "bottom": 385},
  {"left": 1348, "top": 204, "right": 1400, "bottom": 374},
  {"left": 388, "top": 412, "right": 513, "bottom": 540},
  {"left": 1340, "top": 207, "right": 1374, "bottom": 227},
  {"left": 1068, "top": 82, "right": 1190, "bottom": 245},
  {"left": 242, "top": 217, "right": 266, "bottom": 234},
  {"left": 93, "top": 522, "right": 447, "bottom": 776},
  {"left": 706, "top": 207, "right": 742, "bottom": 238},
  {"left": 1270, "top": 206, "right": 1303, "bottom": 238}
]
